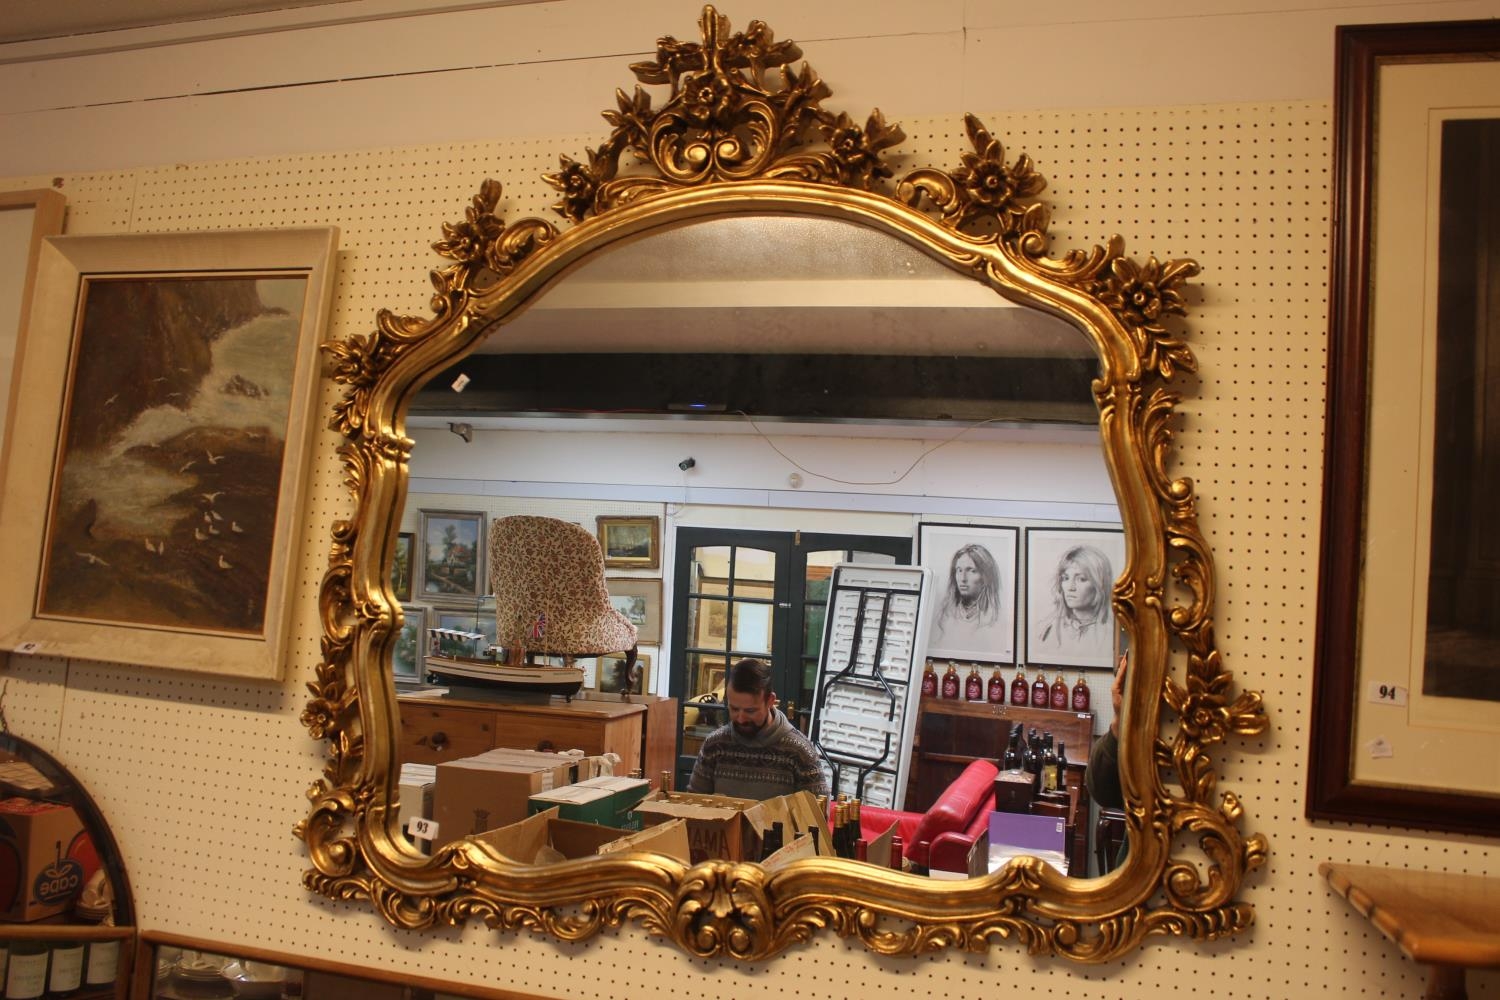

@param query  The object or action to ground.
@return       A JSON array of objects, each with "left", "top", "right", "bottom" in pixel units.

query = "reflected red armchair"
[{"left": 857, "top": 759, "right": 998, "bottom": 869}]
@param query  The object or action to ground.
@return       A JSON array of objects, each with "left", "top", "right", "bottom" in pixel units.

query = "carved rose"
[
  {"left": 1097, "top": 254, "right": 1190, "bottom": 332},
  {"left": 950, "top": 114, "right": 1045, "bottom": 231},
  {"left": 545, "top": 155, "right": 599, "bottom": 223},
  {"left": 301, "top": 699, "right": 337, "bottom": 740},
  {"left": 820, "top": 110, "right": 904, "bottom": 186},
  {"left": 681, "top": 70, "right": 734, "bottom": 128},
  {"left": 433, "top": 179, "right": 505, "bottom": 265},
  {"left": 1166, "top": 652, "right": 1267, "bottom": 745}
]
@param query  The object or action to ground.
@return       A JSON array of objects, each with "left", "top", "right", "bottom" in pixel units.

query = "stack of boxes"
[{"left": 408, "top": 749, "right": 834, "bottom": 869}]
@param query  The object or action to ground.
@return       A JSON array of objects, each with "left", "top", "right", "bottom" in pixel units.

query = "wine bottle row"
[
  {"left": 1001, "top": 723, "right": 1069, "bottom": 794},
  {"left": 921, "top": 661, "right": 1092, "bottom": 711},
  {"left": 0, "top": 937, "right": 119, "bottom": 1000},
  {"left": 822, "top": 796, "right": 903, "bottom": 869}
]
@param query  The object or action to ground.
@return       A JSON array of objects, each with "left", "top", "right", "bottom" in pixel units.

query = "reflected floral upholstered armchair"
[{"left": 489, "top": 515, "right": 639, "bottom": 670}]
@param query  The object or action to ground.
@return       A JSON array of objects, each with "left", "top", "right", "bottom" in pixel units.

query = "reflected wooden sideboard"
[{"left": 397, "top": 690, "right": 678, "bottom": 782}]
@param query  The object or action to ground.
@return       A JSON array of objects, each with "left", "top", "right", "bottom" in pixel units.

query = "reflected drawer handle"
[
  {"left": 536, "top": 739, "right": 555, "bottom": 752},
  {"left": 428, "top": 731, "right": 449, "bottom": 751}
]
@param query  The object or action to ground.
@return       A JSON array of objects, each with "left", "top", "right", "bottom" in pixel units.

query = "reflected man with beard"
[{"left": 687, "top": 658, "right": 829, "bottom": 800}]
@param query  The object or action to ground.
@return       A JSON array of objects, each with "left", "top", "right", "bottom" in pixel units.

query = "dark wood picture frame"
[{"left": 1308, "top": 20, "right": 1500, "bottom": 836}]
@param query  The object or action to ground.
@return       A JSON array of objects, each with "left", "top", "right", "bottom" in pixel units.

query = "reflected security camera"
[{"left": 678, "top": 457, "right": 697, "bottom": 471}]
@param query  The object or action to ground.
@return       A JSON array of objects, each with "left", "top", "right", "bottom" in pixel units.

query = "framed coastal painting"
[
  {"left": 0, "top": 227, "right": 339, "bottom": 679},
  {"left": 916, "top": 522, "right": 1018, "bottom": 664},
  {"left": 597, "top": 515, "right": 659, "bottom": 569},
  {"left": 419, "top": 510, "right": 485, "bottom": 600},
  {"left": 1023, "top": 526, "right": 1124, "bottom": 670},
  {"left": 1308, "top": 20, "right": 1500, "bottom": 836},
  {"left": 606, "top": 577, "right": 661, "bottom": 644}
]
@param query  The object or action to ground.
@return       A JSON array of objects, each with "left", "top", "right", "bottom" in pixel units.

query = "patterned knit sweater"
[{"left": 686, "top": 708, "right": 830, "bottom": 800}]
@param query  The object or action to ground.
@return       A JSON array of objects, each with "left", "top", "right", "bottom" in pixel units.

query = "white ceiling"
[{"left": 0, "top": 1, "right": 347, "bottom": 43}]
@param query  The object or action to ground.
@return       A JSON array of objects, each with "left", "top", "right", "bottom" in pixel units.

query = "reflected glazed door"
[{"left": 668, "top": 527, "right": 910, "bottom": 788}]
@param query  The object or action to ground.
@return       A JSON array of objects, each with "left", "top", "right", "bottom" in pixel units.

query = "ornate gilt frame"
[{"left": 299, "top": 6, "right": 1267, "bottom": 961}]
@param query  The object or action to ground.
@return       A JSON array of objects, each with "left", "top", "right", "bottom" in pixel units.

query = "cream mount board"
[{"left": 2, "top": 100, "right": 1498, "bottom": 997}]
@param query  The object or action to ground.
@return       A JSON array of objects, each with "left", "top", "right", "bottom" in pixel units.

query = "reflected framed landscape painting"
[
  {"left": 1308, "top": 20, "right": 1500, "bottom": 835},
  {"left": 419, "top": 510, "right": 485, "bottom": 600},
  {"left": 0, "top": 227, "right": 338, "bottom": 680}
]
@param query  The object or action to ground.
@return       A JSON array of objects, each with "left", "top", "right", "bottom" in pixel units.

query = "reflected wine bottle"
[
  {"left": 1002, "top": 723, "right": 1022, "bottom": 771},
  {"left": 1072, "top": 672, "right": 1092, "bottom": 711},
  {"left": 1030, "top": 672, "right": 1049, "bottom": 708},
  {"left": 964, "top": 663, "right": 983, "bottom": 701},
  {"left": 1040, "top": 740, "right": 1059, "bottom": 792},
  {"left": 1009, "top": 666, "right": 1029, "bottom": 706},
  {"left": 940, "top": 662, "right": 960, "bottom": 700},
  {"left": 987, "top": 666, "right": 1006, "bottom": 704},
  {"left": 920, "top": 661, "right": 938, "bottom": 698},
  {"left": 1050, "top": 674, "right": 1069, "bottom": 710},
  {"left": 1055, "top": 742, "right": 1068, "bottom": 793}
]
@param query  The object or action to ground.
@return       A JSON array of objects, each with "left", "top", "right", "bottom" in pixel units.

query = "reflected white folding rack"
[{"left": 806, "top": 563, "right": 931, "bottom": 808}]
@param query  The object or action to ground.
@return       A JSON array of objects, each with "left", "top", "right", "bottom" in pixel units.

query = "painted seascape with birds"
[{"left": 37, "top": 275, "right": 307, "bottom": 635}]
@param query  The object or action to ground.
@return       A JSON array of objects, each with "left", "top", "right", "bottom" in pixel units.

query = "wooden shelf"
[
  {"left": 0, "top": 923, "right": 134, "bottom": 941},
  {"left": 1321, "top": 861, "right": 1500, "bottom": 999}
]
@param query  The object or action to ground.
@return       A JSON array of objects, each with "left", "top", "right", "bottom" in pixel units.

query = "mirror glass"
[{"left": 391, "top": 215, "right": 1125, "bottom": 875}]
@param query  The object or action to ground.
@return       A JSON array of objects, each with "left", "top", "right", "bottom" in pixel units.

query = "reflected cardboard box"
[
  {"left": 0, "top": 797, "right": 89, "bottom": 921},
  {"left": 398, "top": 762, "right": 437, "bottom": 854},
  {"left": 475, "top": 806, "right": 690, "bottom": 865},
  {"left": 635, "top": 790, "right": 832, "bottom": 864},
  {"left": 432, "top": 750, "right": 584, "bottom": 850}
]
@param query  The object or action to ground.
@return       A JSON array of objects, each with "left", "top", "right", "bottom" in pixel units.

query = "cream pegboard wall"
[{"left": 2, "top": 99, "right": 1497, "bottom": 1000}]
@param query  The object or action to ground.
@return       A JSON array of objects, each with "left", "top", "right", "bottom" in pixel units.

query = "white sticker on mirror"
[
  {"left": 1365, "top": 681, "right": 1408, "bottom": 706},
  {"left": 13, "top": 642, "right": 40, "bottom": 655},
  {"left": 1365, "top": 736, "right": 1394, "bottom": 759},
  {"left": 406, "top": 816, "right": 438, "bottom": 841}
]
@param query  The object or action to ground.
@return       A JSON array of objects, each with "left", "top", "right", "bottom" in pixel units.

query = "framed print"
[
  {"left": 0, "top": 227, "right": 338, "bottom": 680},
  {"left": 916, "top": 522, "right": 1018, "bottom": 664},
  {"left": 598, "top": 651, "right": 650, "bottom": 696},
  {"left": 1023, "top": 526, "right": 1125, "bottom": 669},
  {"left": 606, "top": 577, "right": 661, "bottom": 644},
  {"left": 1308, "top": 20, "right": 1500, "bottom": 836},
  {"left": 596, "top": 515, "right": 659, "bottom": 570},
  {"left": 393, "top": 604, "right": 427, "bottom": 682},
  {"left": 0, "top": 189, "right": 65, "bottom": 474},
  {"left": 419, "top": 510, "right": 485, "bottom": 599},
  {"left": 392, "top": 531, "right": 414, "bottom": 602}
]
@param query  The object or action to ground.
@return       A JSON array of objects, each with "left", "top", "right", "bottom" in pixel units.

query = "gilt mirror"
[{"left": 300, "top": 6, "right": 1267, "bottom": 961}]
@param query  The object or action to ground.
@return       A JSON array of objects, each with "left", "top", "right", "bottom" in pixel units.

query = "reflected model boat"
[{"left": 423, "top": 654, "right": 585, "bottom": 698}]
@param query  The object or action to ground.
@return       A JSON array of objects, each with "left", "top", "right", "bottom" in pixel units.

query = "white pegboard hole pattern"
[{"left": 15, "top": 100, "right": 1499, "bottom": 999}]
